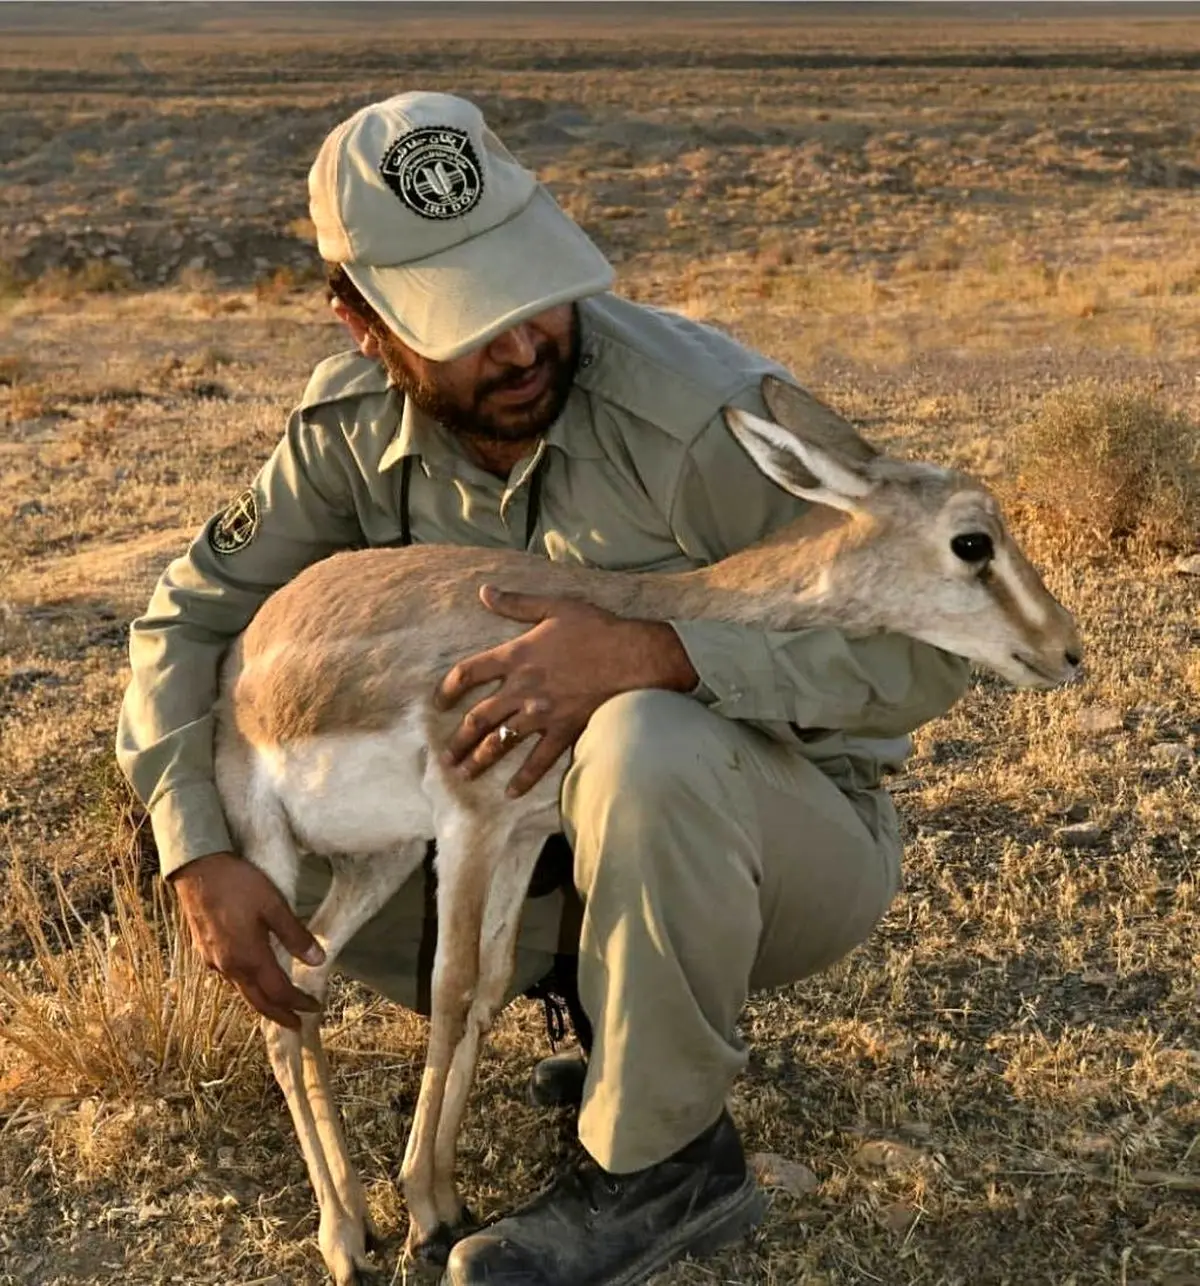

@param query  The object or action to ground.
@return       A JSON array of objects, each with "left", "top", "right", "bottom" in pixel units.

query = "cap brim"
[{"left": 344, "top": 186, "right": 615, "bottom": 362}]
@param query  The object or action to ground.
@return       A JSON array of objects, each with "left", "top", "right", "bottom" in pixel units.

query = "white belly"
[{"left": 258, "top": 717, "right": 435, "bottom": 855}]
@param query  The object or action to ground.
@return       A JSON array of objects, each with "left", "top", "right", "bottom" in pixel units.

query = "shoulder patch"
[{"left": 209, "top": 489, "right": 260, "bottom": 555}]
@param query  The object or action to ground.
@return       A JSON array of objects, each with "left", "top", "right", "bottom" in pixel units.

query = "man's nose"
[{"left": 488, "top": 323, "right": 538, "bottom": 367}]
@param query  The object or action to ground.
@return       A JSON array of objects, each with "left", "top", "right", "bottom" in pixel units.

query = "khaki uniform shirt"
[{"left": 117, "top": 293, "right": 969, "bottom": 878}]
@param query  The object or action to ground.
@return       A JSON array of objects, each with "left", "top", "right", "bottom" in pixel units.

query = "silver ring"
[{"left": 497, "top": 723, "right": 519, "bottom": 746}]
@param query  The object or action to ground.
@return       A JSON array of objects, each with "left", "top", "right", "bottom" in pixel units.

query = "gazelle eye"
[{"left": 951, "top": 532, "right": 995, "bottom": 563}]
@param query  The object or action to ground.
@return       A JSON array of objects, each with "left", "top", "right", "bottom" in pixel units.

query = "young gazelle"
[{"left": 213, "top": 375, "right": 1081, "bottom": 1284}]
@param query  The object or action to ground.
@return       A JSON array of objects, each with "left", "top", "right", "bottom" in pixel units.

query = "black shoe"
[
  {"left": 522, "top": 952, "right": 594, "bottom": 1112},
  {"left": 527, "top": 1046, "right": 588, "bottom": 1109},
  {"left": 441, "top": 1111, "right": 764, "bottom": 1286}
]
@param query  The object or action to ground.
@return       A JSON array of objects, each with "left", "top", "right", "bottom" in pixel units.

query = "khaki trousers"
[{"left": 295, "top": 690, "right": 902, "bottom": 1173}]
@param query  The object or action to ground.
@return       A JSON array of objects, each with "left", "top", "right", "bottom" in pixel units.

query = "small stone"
[
  {"left": 211, "top": 239, "right": 234, "bottom": 259},
  {"left": 109, "top": 254, "right": 133, "bottom": 269},
  {"left": 1073, "top": 1133, "right": 1115, "bottom": 1158},
  {"left": 880, "top": 1200, "right": 919, "bottom": 1234},
  {"left": 185, "top": 255, "right": 207, "bottom": 271},
  {"left": 15, "top": 499, "right": 45, "bottom": 519},
  {"left": 1076, "top": 705, "right": 1124, "bottom": 735},
  {"left": 188, "top": 380, "right": 230, "bottom": 400},
  {"left": 853, "top": 1139, "right": 926, "bottom": 1171},
  {"left": 1151, "top": 742, "right": 1194, "bottom": 765},
  {"left": 1056, "top": 822, "right": 1104, "bottom": 849},
  {"left": 751, "top": 1151, "right": 819, "bottom": 1195},
  {"left": 1175, "top": 553, "right": 1200, "bottom": 575}
]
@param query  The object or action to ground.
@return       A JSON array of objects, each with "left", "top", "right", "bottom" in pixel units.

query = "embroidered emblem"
[
  {"left": 209, "top": 488, "right": 259, "bottom": 555},
  {"left": 380, "top": 126, "right": 484, "bottom": 221}
]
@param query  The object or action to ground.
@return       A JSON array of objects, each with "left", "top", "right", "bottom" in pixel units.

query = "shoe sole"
[{"left": 597, "top": 1174, "right": 766, "bottom": 1286}]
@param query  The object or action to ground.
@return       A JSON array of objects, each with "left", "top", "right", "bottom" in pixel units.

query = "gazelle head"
[{"left": 725, "top": 376, "right": 1083, "bottom": 688}]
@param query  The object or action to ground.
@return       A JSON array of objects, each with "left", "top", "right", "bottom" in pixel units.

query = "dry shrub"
[
  {"left": 1009, "top": 382, "right": 1200, "bottom": 553},
  {"left": 0, "top": 354, "right": 29, "bottom": 386},
  {"left": 6, "top": 380, "right": 47, "bottom": 421},
  {"left": 28, "top": 259, "right": 136, "bottom": 299},
  {"left": 0, "top": 845, "right": 261, "bottom": 1102},
  {"left": 253, "top": 264, "right": 301, "bottom": 304}
]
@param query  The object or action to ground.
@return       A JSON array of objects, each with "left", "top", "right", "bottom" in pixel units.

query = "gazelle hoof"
[{"left": 405, "top": 1209, "right": 476, "bottom": 1269}]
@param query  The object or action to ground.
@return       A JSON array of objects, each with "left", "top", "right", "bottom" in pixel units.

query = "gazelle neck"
[{"left": 586, "top": 506, "right": 879, "bottom": 633}]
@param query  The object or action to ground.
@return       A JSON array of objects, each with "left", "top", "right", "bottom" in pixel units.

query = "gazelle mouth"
[{"left": 1012, "top": 651, "right": 1061, "bottom": 685}]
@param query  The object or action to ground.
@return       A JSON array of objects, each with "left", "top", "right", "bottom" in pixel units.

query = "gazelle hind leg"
[
  {"left": 265, "top": 842, "right": 427, "bottom": 1285},
  {"left": 400, "top": 822, "right": 497, "bottom": 1264},
  {"left": 430, "top": 834, "right": 549, "bottom": 1232},
  {"left": 264, "top": 1014, "right": 374, "bottom": 1286}
]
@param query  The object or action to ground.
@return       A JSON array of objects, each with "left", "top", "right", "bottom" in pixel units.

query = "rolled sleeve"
[{"left": 146, "top": 781, "right": 234, "bottom": 880}]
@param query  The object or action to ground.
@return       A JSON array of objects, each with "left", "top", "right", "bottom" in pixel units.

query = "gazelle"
[{"left": 213, "top": 375, "right": 1081, "bottom": 1284}]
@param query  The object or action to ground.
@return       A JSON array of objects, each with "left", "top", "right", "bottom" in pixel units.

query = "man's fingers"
[
  {"left": 245, "top": 957, "right": 322, "bottom": 1015},
  {"left": 435, "top": 651, "right": 508, "bottom": 711},
  {"left": 441, "top": 693, "right": 516, "bottom": 765},
  {"left": 444, "top": 695, "right": 551, "bottom": 768},
  {"left": 506, "top": 731, "right": 573, "bottom": 797},
  {"left": 478, "top": 584, "right": 557, "bottom": 624},
  {"left": 263, "top": 896, "right": 325, "bottom": 967},
  {"left": 240, "top": 979, "right": 303, "bottom": 1030}
]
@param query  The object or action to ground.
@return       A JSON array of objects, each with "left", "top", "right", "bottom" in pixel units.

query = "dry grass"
[
  {"left": 0, "top": 839, "right": 260, "bottom": 1104},
  {"left": 1, "top": 7, "right": 1199, "bottom": 1285},
  {"left": 1011, "top": 384, "right": 1200, "bottom": 554}
]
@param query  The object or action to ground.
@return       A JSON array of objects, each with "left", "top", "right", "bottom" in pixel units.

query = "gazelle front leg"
[{"left": 264, "top": 846, "right": 425, "bottom": 1285}]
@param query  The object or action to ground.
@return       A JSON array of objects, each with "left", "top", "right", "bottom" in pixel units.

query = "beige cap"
[{"left": 309, "top": 91, "right": 615, "bottom": 362}]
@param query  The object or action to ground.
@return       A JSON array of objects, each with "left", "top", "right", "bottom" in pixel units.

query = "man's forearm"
[{"left": 669, "top": 619, "right": 970, "bottom": 736}]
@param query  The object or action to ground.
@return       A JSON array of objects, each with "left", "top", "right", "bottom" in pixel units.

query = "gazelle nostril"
[{"left": 1065, "top": 650, "right": 1082, "bottom": 668}]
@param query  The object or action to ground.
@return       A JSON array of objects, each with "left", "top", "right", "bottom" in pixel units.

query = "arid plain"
[{"left": 1, "top": 6, "right": 1198, "bottom": 1284}]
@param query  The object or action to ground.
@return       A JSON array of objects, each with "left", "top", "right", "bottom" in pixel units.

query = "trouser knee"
[{"left": 563, "top": 689, "right": 742, "bottom": 896}]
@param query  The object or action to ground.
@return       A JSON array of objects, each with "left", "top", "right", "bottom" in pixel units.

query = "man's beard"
[{"left": 381, "top": 312, "right": 581, "bottom": 444}]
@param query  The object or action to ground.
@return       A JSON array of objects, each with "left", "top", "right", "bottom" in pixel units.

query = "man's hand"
[
  {"left": 170, "top": 851, "right": 326, "bottom": 1030},
  {"left": 436, "top": 586, "right": 698, "bottom": 796}
]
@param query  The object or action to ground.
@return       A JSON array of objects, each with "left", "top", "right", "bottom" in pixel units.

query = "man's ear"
[{"left": 331, "top": 297, "right": 382, "bottom": 359}]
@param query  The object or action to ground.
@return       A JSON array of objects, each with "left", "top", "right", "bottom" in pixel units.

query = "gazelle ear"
[
  {"left": 761, "top": 375, "right": 879, "bottom": 467},
  {"left": 724, "top": 406, "right": 875, "bottom": 514}
]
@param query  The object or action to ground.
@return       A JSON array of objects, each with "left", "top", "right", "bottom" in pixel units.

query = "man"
[{"left": 117, "top": 91, "right": 968, "bottom": 1285}]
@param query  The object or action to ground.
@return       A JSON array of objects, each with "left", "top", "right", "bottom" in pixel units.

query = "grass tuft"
[
  {"left": 1009, "top": 382, "right": 1200, "bottom": 553},
  {"left": 0, "top": 839, "right": 260, "bottom": 1104}
]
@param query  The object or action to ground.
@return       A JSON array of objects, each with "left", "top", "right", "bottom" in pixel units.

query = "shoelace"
[{"left": 522, "top": 976, "right": 570, "bottom": 1050}]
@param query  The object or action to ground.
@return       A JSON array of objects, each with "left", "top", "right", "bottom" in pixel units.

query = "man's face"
[{"left": 375, "top": 304, "right": 579, "bottom": 443}]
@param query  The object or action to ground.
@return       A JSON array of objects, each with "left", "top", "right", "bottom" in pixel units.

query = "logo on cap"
[{"left": 380, "top": 126, "right": 484, "bottom": 221}]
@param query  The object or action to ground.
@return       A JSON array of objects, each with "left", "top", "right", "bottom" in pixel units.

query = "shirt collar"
[
  {"left": 377, "top": 306, "right": 606, "bottom": 474},
  {"left": 378, "top": 395, "right": 456, "bottom": 475}
]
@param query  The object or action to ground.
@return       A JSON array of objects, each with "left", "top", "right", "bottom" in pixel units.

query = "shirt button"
[{"left": 579, "top": 353, "right": 594, "bottom": 369}]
